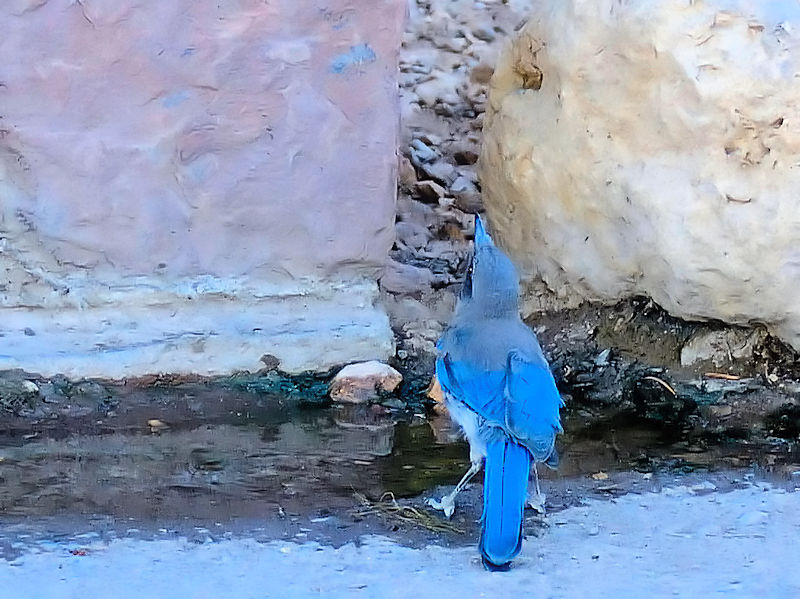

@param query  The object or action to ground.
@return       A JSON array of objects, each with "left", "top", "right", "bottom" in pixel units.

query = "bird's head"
[{"left": 459, "top": 214, "right": 520, "bottom": 319}]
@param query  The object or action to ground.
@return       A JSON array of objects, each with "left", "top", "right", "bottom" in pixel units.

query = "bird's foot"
[
  {"left": 426, "top": 495, "right": 456, "bottom": 519},
  {"left": 527, "top": 491, "right": 546, "bottom": 515}
]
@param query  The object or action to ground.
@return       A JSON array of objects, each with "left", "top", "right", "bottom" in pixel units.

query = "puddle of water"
[{"left": 0, "top": 387, "right": 798, "bottom": 526}]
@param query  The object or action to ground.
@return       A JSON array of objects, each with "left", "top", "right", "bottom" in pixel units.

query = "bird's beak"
[{"left": 474, "top": 214, "right": 493, "bottom": 248}]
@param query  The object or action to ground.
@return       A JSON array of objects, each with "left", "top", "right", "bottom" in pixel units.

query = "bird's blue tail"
[{"left": 479, "top": 437, "right": 531, "bottom": 571}]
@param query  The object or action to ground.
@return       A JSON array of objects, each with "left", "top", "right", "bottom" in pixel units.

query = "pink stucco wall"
[{"left": 0, "top": 0, "right": 404, "bottom": 377}]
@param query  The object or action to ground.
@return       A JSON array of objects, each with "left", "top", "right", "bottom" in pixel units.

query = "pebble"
[
  {"left": 410, "top": 139, "right": 437, "bottom": 163},
  {"left": 449, "top": 175, "right": 477, "bottom": 194},
  {"left": 395, "top": 221, "right": 432, "bottom": 250},
  {"left": 452, "top": 190, "right": 483, "bottom": 214},
  {"left": 413, "top": 180, "right": 447, "bottom": 203},
  {"left": 380, "top": 260, "right": 435, "bottom": 295},
  {"left": 453, "top": 148, "right": 479, "bottom": 165},
  {"left": 470, "top": 63, "right": 495, "bottom": 84},
  {"left": 707, "top": 404, "right": 733, "bottom": 418},
  {"left": 329, "top": 361, "right": 403, "bottom": 404},
  {"left": 594, "top": 348, "right": 612, "bottom": 366},
  {"left": 419, "top": 160, "right": 457, "bottom": 186},
  {"left": 398, "top": 155, "right": 418, "bottom": 190},
  {"left": 472, "top": 26, "right": 496, "bottom": 42}
]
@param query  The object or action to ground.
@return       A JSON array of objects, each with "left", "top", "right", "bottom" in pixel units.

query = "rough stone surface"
[
  {"left": 680, "top": 328, "right": 766, "bottom": 368},
  {"left": 0, "top": 0, "right": 404, "bottom": 377},
  {"left": 385, "top": 0, "right": 536, "bottom": 367},
  {"left": 481, "top": 1, "right": 800, "bottom": 350},
  {"left": 329, "top": 361, "right": 403, "bottom": 403},
  {"left": 0, "top": 375, "right": 40, "bottom": 414}
]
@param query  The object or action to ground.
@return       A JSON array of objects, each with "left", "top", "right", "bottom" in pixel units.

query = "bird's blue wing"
[
  {"left": 436, "top": 352, "right": 506, "bottom": 426},
  {"left": 504, "top": 351, "right": 564, "bottom": 461}
]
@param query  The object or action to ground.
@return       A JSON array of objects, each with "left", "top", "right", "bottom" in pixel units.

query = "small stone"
[
  {"left": 395, "top": 221, "right": 432, "bottom": 250},
  {"left": 420, "top": 160, "right": 457, "bottom": 186},
  {"left": 452, "top": 190, "right": 483, "bottom": 214},
  {"left": 329, "top": 361, "right": 403, "bottom": 403},
  {"left": 449, "top": 175, "right": 477, "bottom": 194},
  {"left": 22, "top": 380, "right": 39, "bottom": 393},
  {"left": 70, "top": 380, "right": 111, "bottom": 401},
  {"left": 708, "top": 404, "right": 733, "bottom": 418},
  {"left": 259, "top": 354, "right": 281, "bottom": 372},
  {"left": 690, "top": 481, "right": 717, "bottom": 494},
  {"left": 413, "top": 180, "right": 447, "bottom": 203},
  {"left": 455, "top": 166, "right": 479, "bottom": 184},
  {"left": 398, "top": 155, "right": 418, "bottom": 190},
  {"left": 147, "top": 419, "right": 170, "bottom": 433},
  {"left": 594, "top": 348, "right": 612, "bottom": 366},
  {"left": 435, "top": 36, "right": 468, "bottom": 53},
  {"left": 472, "top": 26, "right": 496, "bottom": 42},
  {"left": 380, "top": 260, "right": 435, "bottom": 295},
  {"left": 416, "top": 133, "right": 442, "bottom": 147},
  {"left": 470, "top": 63, "right": 495, "bottom": 84},
  {"left": 380, "top": 398, "right": 406, "bottom": 409},
  {"left": 453, "top": 149, "right": 479, "bottom": 165},
  {"left": 397, "top": 197, "right": 438, "bottom": 228},
  {"left": 401, "top": 62, "right": 431, "bottom": 75},
  {"left": 410, "top": 139, "right": 437, "bottom": 164},
  {"left": 415, "top": 79, "right": 460, "bottom": 108}
]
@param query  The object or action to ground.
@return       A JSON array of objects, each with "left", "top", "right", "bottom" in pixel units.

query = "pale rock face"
[
  {"left": 680, "top": 328, "right": 765, "bottom": 368},
  {"left": 481, "top": 1, "right": 800, "bottom": 349},
  {"left": 329, "top": 361, "right": 403, "bottom": 403},
  {"left": 0, "top": 0, "right": 404, "bottom": 377}
]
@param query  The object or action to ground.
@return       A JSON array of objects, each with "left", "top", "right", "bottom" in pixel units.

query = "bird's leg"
[
  {"left": 426, "top": 460, "right": 482, "bottom": 519},
  {"left": 527, "top": 463, "right": 546, "bottom": 514}
]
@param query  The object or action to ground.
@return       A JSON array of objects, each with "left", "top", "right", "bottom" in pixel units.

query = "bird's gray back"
[{"left": 439, "top": 316, "right": 547, "bottom": 372}]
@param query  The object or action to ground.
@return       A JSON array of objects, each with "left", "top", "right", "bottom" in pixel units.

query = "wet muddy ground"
[{"left": 1, "top": 379, "right": 798, "bottom": 561}]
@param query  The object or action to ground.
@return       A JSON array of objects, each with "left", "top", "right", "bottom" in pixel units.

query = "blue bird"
[{"left": 427, "top": 214, "right": 564, "bottom": 571}]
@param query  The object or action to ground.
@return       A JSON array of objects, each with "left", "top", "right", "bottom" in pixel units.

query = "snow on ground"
[{"left": 3, "top": 483, "right": 798, "bottom": 598}]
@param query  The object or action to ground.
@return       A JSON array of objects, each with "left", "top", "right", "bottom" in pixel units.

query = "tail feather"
[{"left": 479, "top": 438, "right": 531, "bottom": 571}]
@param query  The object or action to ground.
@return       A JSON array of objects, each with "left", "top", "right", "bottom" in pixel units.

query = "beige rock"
[
  {"left": 481, "top": 1, "right": 800, "bottom": 351},
  {"left": 329, "top": 361, "right": 403, "bottom": 403},
  {"left": 399, "top": 155, "right": 419, "bottom": 191}
]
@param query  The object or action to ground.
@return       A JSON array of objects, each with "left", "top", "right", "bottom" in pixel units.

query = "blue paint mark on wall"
[
  {"left": 162, "top": 90, "right": 190, "bottom": 108},
  {"left": 330, "top": 43, "right": 376, "bottom": 74}
]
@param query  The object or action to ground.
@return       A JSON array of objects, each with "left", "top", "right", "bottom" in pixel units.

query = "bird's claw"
[
  {"left": 426, "top": 496, "right": 456, "bottom": 519},
  {"left": 527, "top": 491, "right": 546, "bottom": 515}
]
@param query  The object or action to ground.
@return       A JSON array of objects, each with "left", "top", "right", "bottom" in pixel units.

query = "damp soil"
[{"left": 1, "top": 380, "right": 798, "bottom": 559}]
